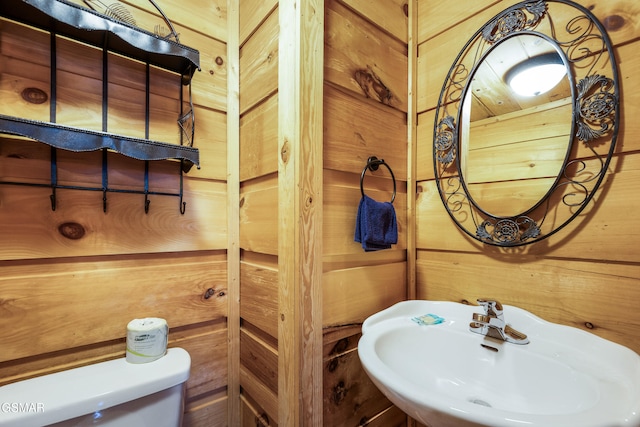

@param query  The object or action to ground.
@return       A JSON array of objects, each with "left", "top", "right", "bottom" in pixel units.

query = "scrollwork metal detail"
[
  {"left": 435, "top": 116, "right": 456, "bottom": 165},
  {"left": 477, "top": 217, "right": 541, "bottom": 244},
  {"left": 576, "top": 74, "right": 616, "bottom": 142},
  {"left": 432, "top": 0, "right": 619, "bottom": 247},
  {"left": 482, "top": 0, "right": 547, "bottom": 44}
]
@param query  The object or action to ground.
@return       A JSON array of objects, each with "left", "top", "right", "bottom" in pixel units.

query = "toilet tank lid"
[{"left": 0, "top": 347, "right": 190, "bottom": 427}]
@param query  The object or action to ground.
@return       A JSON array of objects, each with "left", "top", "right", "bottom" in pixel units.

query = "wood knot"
[
  {"left": 331, "top": 380, "right": 348, "bottom": 405},
  {"left": 330, "top": 338, "right": 350, "bottom": 355},
  {"left": 354, "top": 66, "right": 393, "bottom": 105},
  {"left": 58, "top": 222, "right": 85, "bottom": 240},
  {"left": 215, "top": 56, "right": 224, "bottom": 66},
  {"left": 327, "top": 358, "right": 339, "bottom": 373},
  {"left": 204, "top": 288, "right": 226, "bottom": 299},
  {"left": 280, "top": 140, "right": 290, "bottom": 163},
  {"left": 21, "top": 88, "right": 48, "bottom": 104},
  {"left": 603, "top": 14, "right": 625, "bottom": 31}
]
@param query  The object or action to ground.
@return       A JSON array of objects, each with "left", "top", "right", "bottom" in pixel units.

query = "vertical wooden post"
[
  {"left": 406, "top": 0, "right": 418, "bottom": 303},
  {"left": 227, "top": 0, "right": 241, "bottom": 425},
  {"left": 278, "top": 0, "right": 324, "bottom": 425}
]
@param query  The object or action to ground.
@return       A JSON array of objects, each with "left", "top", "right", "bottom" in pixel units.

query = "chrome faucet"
[{"left": 469, "top": 298, "right": 529, "bottom": 345}]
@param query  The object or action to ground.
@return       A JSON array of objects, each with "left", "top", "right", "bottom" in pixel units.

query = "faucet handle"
[{"left": 476, "top": 298, "right": 503, "bottom": 317}]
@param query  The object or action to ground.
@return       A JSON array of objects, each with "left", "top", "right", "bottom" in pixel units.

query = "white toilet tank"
[{"left": 0, "top": 347, "right": 190, "bottom": 427}]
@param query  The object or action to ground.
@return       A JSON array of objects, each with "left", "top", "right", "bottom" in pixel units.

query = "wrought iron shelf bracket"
[
  {"left": 0, "top": 152, "right": 186, "bottom": 214},
  {"left": 0, "top": 116, "right": 199, "bottom": 173},
  {"left": 0, "top": 0, "right": 201, "bottom": 214},
  {"left": 0, "top": 0, "right": 200, "bottom": 79}
]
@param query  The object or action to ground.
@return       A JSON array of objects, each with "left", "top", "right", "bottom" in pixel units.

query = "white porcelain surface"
[
  {"left": 0, "top": 347, "right": 191, "bottom": 427},
  {"left": 358, "top": 300, "right": 640, "bottom": 427}
]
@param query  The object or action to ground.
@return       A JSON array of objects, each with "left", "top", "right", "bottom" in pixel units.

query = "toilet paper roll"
[{"left": 126, "top": 318, "right": 168, "bottom": 364}]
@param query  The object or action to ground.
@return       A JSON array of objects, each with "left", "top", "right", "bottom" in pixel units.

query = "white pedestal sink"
[{"left": 358, "top": 300, "right": 640, "bottom": 427}]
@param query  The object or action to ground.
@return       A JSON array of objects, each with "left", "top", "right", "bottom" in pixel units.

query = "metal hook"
[
  {"left": 50, "top": 188, "right": 57, "bottom": 211},
  {"left": 179, "top": 159, "right": 186, "bottom": 215},
  {"left": 144, "top": 160, "right": 150, "bottom": 214}
]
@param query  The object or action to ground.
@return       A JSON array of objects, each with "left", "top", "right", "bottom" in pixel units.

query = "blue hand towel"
[{"left": 354, "top": 195, "right": 398, "bottom": 251}]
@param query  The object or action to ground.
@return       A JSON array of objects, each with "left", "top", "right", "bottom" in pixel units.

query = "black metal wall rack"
[{"left": 0, "top": 0, "right": 201, "bottom": 214}]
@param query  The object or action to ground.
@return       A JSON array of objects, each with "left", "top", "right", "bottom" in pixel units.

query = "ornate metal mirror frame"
[{"left": 433, "top": 0, "right": 619, "bottom": 246}]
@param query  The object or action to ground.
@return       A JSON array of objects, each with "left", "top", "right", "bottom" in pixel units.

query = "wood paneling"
[
  {"left": 240, "top": 393, "right": 278, "bottom": 427},
  {"left": 240, "top": 365, "right": 279, "bottom": 425},
  {"left": 0, "top": 174, "right": 227, "bottom": 259},
  {"left": 65, "top": 0, "right": 229, "bottom": 44},
  {"left": 341, "top": 0, "right": 408, "bottom": 43},
  {"left": 323, "top": 263, "right": 407, "bottom": 328},
  {"left": 321, "top": 0, "right": 410, "bottom": 424},
  {"left": 240, "top": 327, "right": 278, "bottom": 395},
  {"left": 239, "top": 175, "right": 279, "bottom": 255},
  {"left": 241, "top": 254, "right": 279, "bottom": 340},
  {"left": 417, "top": 2, "right": 507, "bottom": 114},
  {"left": 325, "top": 0, "right": 408, "bottom": 113},
  {"left": 240, "top": 93, "right": 278, "bottom": 181},
  {"left": 416, "top": 0, "right": 498, "bottom": 44},
  {"left": 184, "top": 391, "right": 228, "bottom": 427},
  {"left": 277, "top": 0, "right": 325, "bottom": 424},
  {"left": 237, "top": 2, "right": 281, "bottom": 424},
  {"left": 177, "top": 322, "right": 229, "bottom": 400},
  {"left": 324, "top": 84, "right": 407, "bottom": 177},
  {"left": 190, "top": 106, "right": 228, "bottom": 181},
  {"left": 239, "top": 8, "right": 279, "bottom": 115},
  {"left": 226, "top": 1, "right": 241, "bottom": 423},
  {"left": 0, "top": 0, "right": 229, "bottom": 425},
  {"left": 0, "top": 252, "right": 227, "bottom": 363},
  {"left": 239, "top": 0, "right": 278, "bottom": 46},
  {"left": 323, "top": 326, "right": 404, "bottom": 426}
]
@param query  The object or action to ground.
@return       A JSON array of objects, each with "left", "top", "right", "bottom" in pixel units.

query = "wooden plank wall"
[
  {"left": 322, "top": 0, "right": 409, "bottom": 425},
  {"left": 416, "top": 3, "right": 640, "bottom": 420},
  {"left": 0, "top": 1, "right": 229, "bottom": 425},
  {"left": 238, "top": 0, "right": 410, "bottom": 425},
  {"left": 238, "top": 0, "right": 280, "bottom": 424},
  {"left": 277, "top": 0, "right": 324, "bottom": 425}
]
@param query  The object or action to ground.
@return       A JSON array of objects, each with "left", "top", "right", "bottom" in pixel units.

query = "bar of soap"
[{"left": 411, "top": 313, "right": 445, "bottom": 325}]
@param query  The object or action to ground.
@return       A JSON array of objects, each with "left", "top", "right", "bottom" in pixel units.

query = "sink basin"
[{"left": 358, "top": 300, "right": 640, "bottom": 427}]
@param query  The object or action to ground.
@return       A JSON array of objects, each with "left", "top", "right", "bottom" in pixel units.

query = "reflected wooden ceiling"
[{"left": 469, "top": 35, "right": 572, "bottom": 122}]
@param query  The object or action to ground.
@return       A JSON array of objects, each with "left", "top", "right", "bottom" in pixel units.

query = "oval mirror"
[
  {"left": 461, "top": 34, "right": 573, "bottom": 218},
  {"left": 433, "top": 0, "right": 619, "bottom": 247}
]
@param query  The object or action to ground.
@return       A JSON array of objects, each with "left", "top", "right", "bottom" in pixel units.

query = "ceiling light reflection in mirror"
[{"left": 507, "top": 52, "right": 567, "bottom": 97}]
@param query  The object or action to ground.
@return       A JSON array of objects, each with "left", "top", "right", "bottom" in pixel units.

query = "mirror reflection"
[
  {"left": 460, "top": 35, "right": 572, "bottom": 217},
  {"left": 433, "top": 0, "right": 619, "bottom": 247}
]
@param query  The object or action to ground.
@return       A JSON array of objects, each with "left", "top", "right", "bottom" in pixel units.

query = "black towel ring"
[{"left": 360, "top": 156, "right": 396, "bottom": 204}]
